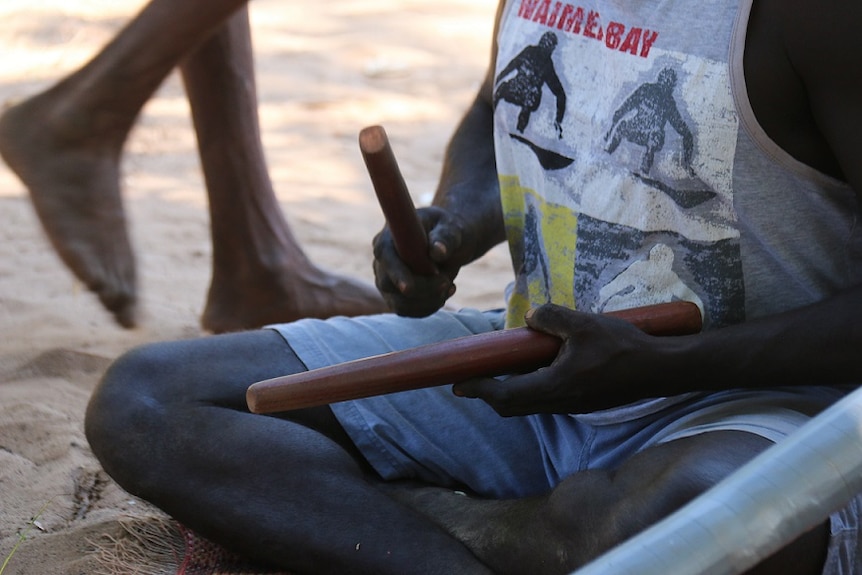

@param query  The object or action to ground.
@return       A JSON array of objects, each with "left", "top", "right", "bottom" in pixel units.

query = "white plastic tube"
[{"left": 572, "top": 387, "right": 862, "bottom": 575}]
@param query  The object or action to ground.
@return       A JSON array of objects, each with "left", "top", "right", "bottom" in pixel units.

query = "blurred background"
[{"left": 0, "top": 0, "right": 506, "bottom": 356}]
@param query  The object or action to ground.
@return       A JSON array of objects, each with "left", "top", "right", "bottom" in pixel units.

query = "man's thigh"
[
  {"left": 94, "top": 328, "right": 373, "bottom": 466},
  {"left": 112, "top": 328, "right": 306, "bottom": 408}
]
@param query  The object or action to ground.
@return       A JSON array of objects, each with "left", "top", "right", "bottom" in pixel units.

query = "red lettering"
[
  {"left": 640, "top": 29, "right": 659, "bottom": 57},
  {"left": 547, "top": 2, "right": 563, "bottom": 28},
  {"left": 557, "top": 5, "right": 584, "bottom": 34},
  {"left": 584, "top": 10, "right": 603, "bottom": 41},
  {"left": 619, "top": 27, "right": 641, "bottom": 55},
  {"left": 605, "top": 22, "right": 625, "bottom": 50},
  {"left": 518, "top": 0, "right": 542, "bottom": 20},
  {"left": 533, "top": 0, "right": 551, "bottom": 24},
  {"left": 517, "top": 1, "right": 659, "bottom": 60}
]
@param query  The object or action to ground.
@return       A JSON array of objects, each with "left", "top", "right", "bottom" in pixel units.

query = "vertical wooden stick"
[{"left": 359, "top": 125, "right": 436, "bottom": 275}]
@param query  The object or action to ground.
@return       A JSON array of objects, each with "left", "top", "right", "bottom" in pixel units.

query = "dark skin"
[
  {"left": 86, "top": 1, "right": 861, "bottom": 574},
  {"left": 0, "top": 2, "right": 386, "bottom": 332}
]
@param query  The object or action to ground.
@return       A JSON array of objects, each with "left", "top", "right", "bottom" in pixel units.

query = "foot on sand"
[
  {"left": 0, "top": 94, "right": 137, "bottom": 328},
  {"left": 201, "top": 263, "right": 389, "bottom": 333}
]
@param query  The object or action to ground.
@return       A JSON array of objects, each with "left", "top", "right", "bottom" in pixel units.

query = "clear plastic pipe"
[{"left": 572, "top": 387, "right": 862, "bottom": 575}]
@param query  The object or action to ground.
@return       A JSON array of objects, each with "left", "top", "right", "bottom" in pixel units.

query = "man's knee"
[{"left": 85, "top": 343, "right": 178, "bottom": 492}]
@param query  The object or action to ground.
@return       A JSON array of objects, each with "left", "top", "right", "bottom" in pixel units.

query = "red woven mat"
[
  {"left": 176, "top": 525, "right": 294, "bottom": 575},
  {"left": 92, "top": 515, "right": 295, "bottom": 575}
]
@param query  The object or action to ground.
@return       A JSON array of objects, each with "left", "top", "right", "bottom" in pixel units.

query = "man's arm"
[
  {"left": 428, "top": 0, "right": 508, "bottom": 264},
  {"left": 661, "top": 0, "right": 862, "bottom": 390},
  {"left": 429, "top": 72, "right": 506, "bottom": 262},
  {"left": 371, "top": 2, "right": 506, "bottom": 317},
  {"left": 786, "top": 0, "right": 862, "bottom": 190},
  {"left": 454, "top": 0, "right": 862, "bottom": 415},
  {"left": 654, "top": 0, "right": 862, "bottom": 392}
]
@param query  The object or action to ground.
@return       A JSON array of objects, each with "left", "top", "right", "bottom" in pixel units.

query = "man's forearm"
[
  {"left": 656, "top": 285, "right": 862, "bottom": 394},
  {"left": 432, "top": 78, "right": 506, "bottom": 262}
]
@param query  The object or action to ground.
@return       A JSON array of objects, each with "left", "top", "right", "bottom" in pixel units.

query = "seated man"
[{"left": 85, "top": 1, "right": 862, "bottom": 573}]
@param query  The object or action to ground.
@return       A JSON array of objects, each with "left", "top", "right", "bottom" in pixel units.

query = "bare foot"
[
  {"left": 201, "top": 264, "right": 389, "bottom": 333},
  {"left": 0, "top": 94, "right": 137, "bottom": 327},
  {"left": 383, "top": 483, "right": 580, "bottom": 575}
]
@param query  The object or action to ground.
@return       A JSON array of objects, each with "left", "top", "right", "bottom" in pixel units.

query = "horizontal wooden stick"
[{"left": 246, "top": 300, "right": 702, "bottom": 413}]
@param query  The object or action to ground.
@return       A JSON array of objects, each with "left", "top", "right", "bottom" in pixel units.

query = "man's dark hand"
[
  {"left": 453, "top": 303, "right": 673, "bottom": 415},
  {"left": 372, "top": 206, "right": 474, "bottom": 317}
]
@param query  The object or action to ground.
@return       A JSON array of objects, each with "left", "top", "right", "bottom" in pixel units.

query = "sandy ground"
[{"left": 0, "top": 1, "right": 510, "bottom": 572}]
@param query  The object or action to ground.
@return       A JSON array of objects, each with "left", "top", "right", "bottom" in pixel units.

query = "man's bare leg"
[
  {"left": 84, "top": 326, "right": 831, "bottom": 574},
  {"left": 179, "top": 11, "right": 387, "bottom": 333},
  {"left": 85, "top": 330, "right": 491, "bottom": 574},
  {"left": 0, "top": 0, "right": 246, "bottom": 327},
  {"left": 387, "top": 431, "right": 830, "bottom": 575}
]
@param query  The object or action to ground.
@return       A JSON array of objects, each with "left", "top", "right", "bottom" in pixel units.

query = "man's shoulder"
[
  {"left": 745, "top": 0, "right": 861, "bottom": 181},
  {"left": 764, "top": 0, "right": 862, "bottom": 69}
]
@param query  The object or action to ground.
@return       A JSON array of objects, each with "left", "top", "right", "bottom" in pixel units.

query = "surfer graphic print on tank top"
[{"left": 494, "top": 0, "right": 744, "bottom": 330}]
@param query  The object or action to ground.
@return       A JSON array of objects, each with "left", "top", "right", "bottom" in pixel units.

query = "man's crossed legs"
[{"left": 84, "top": 316, "right": 831, "bottom": 575}]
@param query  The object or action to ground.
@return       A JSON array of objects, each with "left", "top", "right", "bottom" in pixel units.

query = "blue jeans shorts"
[{"left": 268, "top": 308, "right": 861, "bottom": 575}]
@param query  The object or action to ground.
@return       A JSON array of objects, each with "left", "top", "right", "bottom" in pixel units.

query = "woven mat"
[
  {"left": 177, "top": 525, "right": 293, "bottom": 575},
  {"left": 93, "top": 515, "right": 294, "bottom": 575}
]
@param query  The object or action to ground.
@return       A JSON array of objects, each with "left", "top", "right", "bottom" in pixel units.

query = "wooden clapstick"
[
  {"left": 246, "top": 300, "right": 702, "bottom": 413},
  {"left": 359, "top": 125, "right": 437, "bottom": 275}
]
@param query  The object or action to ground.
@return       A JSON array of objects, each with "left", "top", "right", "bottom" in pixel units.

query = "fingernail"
[{"left": 525, "top": 308, "right": 535, "bottom": 320}]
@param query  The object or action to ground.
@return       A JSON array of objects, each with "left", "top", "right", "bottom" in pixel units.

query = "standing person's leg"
[
  {"left": 179, "top": 10, "right": 387, "bottom": 334},
  {"left": 0, "top": 0, "right": 247, "bottom": 327},
  {"left": 85, "top": 329, "right": 493, "bottom": 575}
]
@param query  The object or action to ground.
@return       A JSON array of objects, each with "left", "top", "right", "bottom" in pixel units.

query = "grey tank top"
[{"left": 492, "top": 0, "right": 862, "bottom": 330}]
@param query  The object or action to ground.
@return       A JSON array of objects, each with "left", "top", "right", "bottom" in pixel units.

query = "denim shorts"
[{"left": 268, "top": 309, "right": 860, "bottom": 575}]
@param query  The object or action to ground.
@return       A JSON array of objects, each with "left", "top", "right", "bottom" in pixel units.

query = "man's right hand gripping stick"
[{"left": 247, "top": 301, "right": 702, "bottom": 414}]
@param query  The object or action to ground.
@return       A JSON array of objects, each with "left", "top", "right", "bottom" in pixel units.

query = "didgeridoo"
[{"left": 246, "top": 300, "right": 703, "bottom": 413}]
